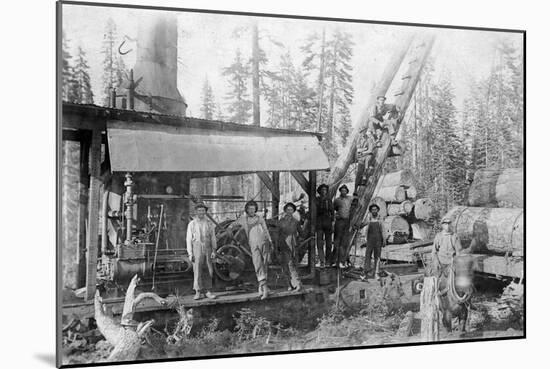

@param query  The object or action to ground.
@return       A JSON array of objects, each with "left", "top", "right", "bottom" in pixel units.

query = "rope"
[{"left": 446, "top": 262, "right": 473, "bottom": 304}]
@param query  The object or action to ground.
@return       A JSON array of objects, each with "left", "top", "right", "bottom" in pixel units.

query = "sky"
[{"left": 61, "top": 4, "right": 523, "bottom": 125}]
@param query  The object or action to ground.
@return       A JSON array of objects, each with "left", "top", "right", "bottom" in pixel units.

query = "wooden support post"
[
  {"left": 180, "top": 175, "right": 191, "bottom": 239},
  {"left": 272, "top": 172, "right": 280, "bottom": 218},
  {"left": 308, "top": 171, "right": 317, "bottom": 269},
  {"left": 76, "top": 136, "right": 90, "bottom": 288},
  {"left": 290, "top": 171, "right": 310, "bottom": 194},
  {"left": 420, "top": 276, "right": 440, "bottom": 341},
  {"left": 256, "top": 172, "right": 278, "bottom": 197},
  {"left": 85, "top": 129, "right": 103, "bottom": 300}
]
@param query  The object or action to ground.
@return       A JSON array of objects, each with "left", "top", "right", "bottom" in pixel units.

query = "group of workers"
[
  {"left": 184, "top": 94, "right": 461, "bottom": 300},
  {"left": 186, "top": 200, "right": 303, "bottom": 301}
]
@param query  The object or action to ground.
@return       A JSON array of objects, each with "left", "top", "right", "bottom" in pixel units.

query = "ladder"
[{"left": 341, "top": 34, "right": 436, "bottom": 254}]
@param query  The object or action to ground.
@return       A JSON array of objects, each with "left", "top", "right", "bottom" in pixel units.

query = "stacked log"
[
  {"left": 410, "top": 221, "right": 434, "bottom": 240},
  {"left": 467, "top": 168, "right": 523, "bottom": 208},
  {"left": 376, "top": 185, "right": 407, "bottom": 203},
  {"left": 443, "top": 206, "right": 523, "bottom": 254},
  {"left": 412, "top": 198, "right": 435, "bottom": 221},
  {"left": 387, "top": 200, "right": 413, "bottom": 216},
  {"left": 384, "top": 215, "right": 410, "bottom": 244},
  {"left": 369, "top": 196, "right": 388, "bottom": 218}
]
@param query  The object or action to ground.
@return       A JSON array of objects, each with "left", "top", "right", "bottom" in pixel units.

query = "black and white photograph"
[{"left": 56, "top": 1, "right": 525, "bottom": 367}]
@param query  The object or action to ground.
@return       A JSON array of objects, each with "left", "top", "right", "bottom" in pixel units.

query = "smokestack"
[{"left": 129, "top": 13, "right": 187, "bottom": 116}]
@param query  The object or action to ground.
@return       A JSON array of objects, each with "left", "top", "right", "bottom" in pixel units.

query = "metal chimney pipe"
[{"left": 131, "top": 13, "right": 187, "bottom": 116}]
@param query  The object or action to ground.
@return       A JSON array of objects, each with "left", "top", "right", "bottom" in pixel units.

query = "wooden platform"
[
  {"left": 62, "top": 286, "right": 314, "bottom": 320},
  {"left": 380, "top": 243, "right": 524, "bottom": 279}
]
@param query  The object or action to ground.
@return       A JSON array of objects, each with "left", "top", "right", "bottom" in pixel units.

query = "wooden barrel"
[{"left": 444, "top": 206, "right": 523, "bottom": 254}]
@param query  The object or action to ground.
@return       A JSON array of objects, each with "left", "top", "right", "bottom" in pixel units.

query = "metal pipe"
[
  {"left": 124, "top": 173, "right": 135, "bottom": 242},
  {"left": 101, "top": 189, "right": 110, "bottom": 255}
]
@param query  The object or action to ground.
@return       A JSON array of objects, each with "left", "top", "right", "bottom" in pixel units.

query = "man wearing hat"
[
  {"left": 276, "top": 202, "right": 303, "bottom": 291},
  {"left": 356, "top": 125, "right": 376, "bottom": 187},
  {"left": 368, "top": 96, "right": 399, "bottom": 146},
  {"left": 315, "top": 184, "right": 334, "bottom": 267},
  {"left": 186, "top": 202, "right": 217, "bottom": 300},
  {"left": 358, "top": 203, "right": 386, "bottom": 279},
  {"left": 431, "top": 216, "right": 462, "bottom": 275},
  {"left": 333, "top": 184, "right": 352, "bottom": 268},
  {"left": 227, "top": 200, "right": 273, "bottom": 299}
]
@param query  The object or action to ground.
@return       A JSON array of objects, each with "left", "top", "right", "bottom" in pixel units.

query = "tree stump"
[{"left": 420, "top": 276, "right": 440, "bottom": 341}]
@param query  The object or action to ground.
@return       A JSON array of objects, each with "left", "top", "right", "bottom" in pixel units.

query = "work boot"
[
  {"left": 205, "top": 291, "right": 217, "bottom": 299},
  {"left": 193, "top": 291, "right": 202, "bottom": 300}
]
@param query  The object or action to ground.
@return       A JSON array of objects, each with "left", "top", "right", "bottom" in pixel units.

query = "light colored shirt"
[
  {"left": 432, "top": 230, "right": 462, "bottom": 265},
  {"left": 334, "top": 196, "right": 352, "bottom": 219},
  {"left": 186, "top": 218, "right": 217, "bottom": 258},
  {"left": 231, "top": 214, "right": 273, "bottom": 245}
]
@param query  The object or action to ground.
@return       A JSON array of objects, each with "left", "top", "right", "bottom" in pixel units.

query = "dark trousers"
[
  {"left": 333, "top": 218, "right": 349, "bottom": 264},
  {"left": 364, "top": 242, "right": 382, "bottom": 272},
  {"left": 316, "top": 227, "right": 332, "bottom": 264}
]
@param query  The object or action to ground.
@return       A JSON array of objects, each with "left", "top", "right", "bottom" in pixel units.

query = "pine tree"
[
  {"left": 200, "top": 77, "right": 216, "bottom": 120},
  {"left": 222, "top": 49, "right": 252, "bottom": 124},
  {"left": 61, "top": 31, "right": 73, "bottom": 102},
  {"left": 67, "top": 46, "right": 94, "bottom": 104},
  {"left": 100, "top": 18, "right": 127, "bottom": 106}
]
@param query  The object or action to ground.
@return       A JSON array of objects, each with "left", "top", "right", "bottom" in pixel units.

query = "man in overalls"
[
  {"left": 277, "top": 202, "right": 303, "bottom": 291},
  {"left": 186, "top": 202, "right": 217, "bottom": 300},
  {"left": 431, "top": 216, "right": 462, "bottom": 276},
  {"left": 359, "top": 203, "right": 386, "bottom": 280}
]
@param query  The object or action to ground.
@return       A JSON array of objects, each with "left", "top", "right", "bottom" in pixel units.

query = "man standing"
[
  {"left": 315, "top": 184, "right": 334, "bottom": 267},
  {"left": 277, "top": 203, "right": 303, "bottom": 291},
  {"left": 333, "top": 184, "right": 352, "bottom": 268},
  {"left": 431, "top": 217, "right": 462, "bottom": 276},
  {"left": 186, "top": 202, "right": 217, "bottom": 300},
  {"left": 359, "top": 204, "right": 386, "bottom": 280},
  {"left": 228, "top": 200, "right": 273, "bottom": 299}
]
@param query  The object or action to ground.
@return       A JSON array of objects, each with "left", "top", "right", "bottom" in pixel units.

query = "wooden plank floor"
[{"left": 62, "top": 286, "right": 314, "bottom": 320}]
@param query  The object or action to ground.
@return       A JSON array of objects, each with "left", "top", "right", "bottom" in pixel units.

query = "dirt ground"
[{"left": 62, "top": 277, "right": 524, "bottom": 366}]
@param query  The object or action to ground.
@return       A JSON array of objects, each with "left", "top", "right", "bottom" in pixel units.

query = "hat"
[
  {"left": 283, "top": 202, "right": 297, "bottom": 212},
  {"left": 368, "top": 203, "right": 380, "bottom": 212},
  {"left": 317, "top": 184, "right": 329, "bottom": 194},
  {"left": 339, "top": 184, "right": 349, "bottom": 193},
  {"left": 244, "top": 200, "right": 258, "bottom": 212},
  {"left": 441, "top": 216, "right": 451, "bottom": 224},
  {"left": 194, "top": 202, "right": 208, "bottom": 211},
  {"left": 376, "top": 95, "right": 387, "bottom": 100}
]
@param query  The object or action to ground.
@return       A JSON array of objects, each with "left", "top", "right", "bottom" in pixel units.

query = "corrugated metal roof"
[{"left": 107, "top": 120, "right": 330, "bottom": 173}]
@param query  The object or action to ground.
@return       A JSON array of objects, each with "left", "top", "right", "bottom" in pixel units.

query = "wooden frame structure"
[{"left": 61, "top": 103, "right": 329, "bottom": 300}]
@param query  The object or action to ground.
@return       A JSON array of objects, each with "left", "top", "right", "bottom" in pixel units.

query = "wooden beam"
[
  {"left": 257, "top": 172, "right": 279, "bottom": 197},
  {"left": 272, "top": 172, "right": 280, "bottom": 218},
  {"left": 291, "top": 171, "right": 310, "bottom": 194},
  {"left": 76, "top": 138, "right": 90, "bottom": 288},
  {"left": 308, "top": 171, "right": 317, "bottom": 269},
  {"left": 85, "top": 129, "right": 103, "bottom": 300}
]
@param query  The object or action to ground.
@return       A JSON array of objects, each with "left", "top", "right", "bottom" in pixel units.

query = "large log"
[
  {"left": 445, "top": 206, "right": 524, "bottom": 254},
  {"left": 412, "top": 198, "right": 435, "bottom": 221},
  {"left": 411, "top": 221, "right": 433, "bottom": 240},
  {"left": 467, "top": 168, "right": 523, "bottom": 208},
  {"left": 374, "top": 169, "right": 417, "bottom": 193},
  {"left": 383, "top": 215, "right": 410, "bottom": 243},
  {"left": 375, "top": 185, "right": 407, "bottom": 203},
  {"left": 328, "top": 36, "right": 414, "bottom": 197},
  {"left": 369, "top": 196, "right": 388, "bottom": 218},
  {"left": 387, "top": 200, "right": 413, "bottom": 216},
  {"left": 405, "top": 185, "right": 417, "bottom": 200}
]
